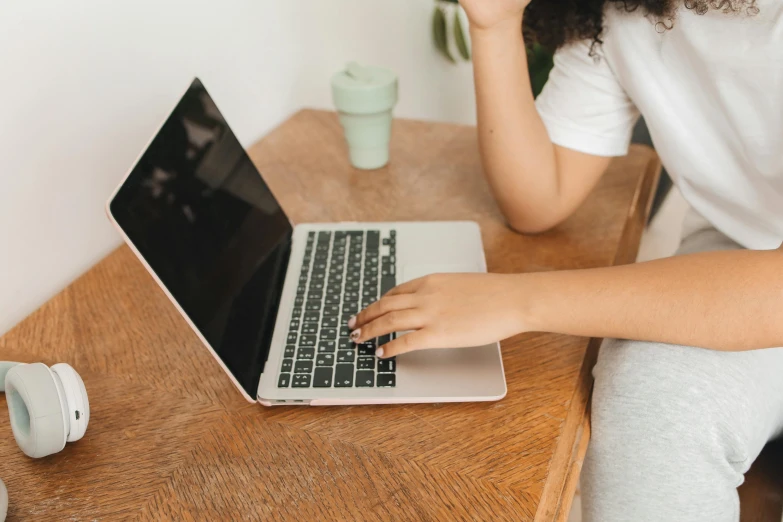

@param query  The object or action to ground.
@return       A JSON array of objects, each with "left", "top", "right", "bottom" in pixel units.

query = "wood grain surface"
[{"left": 0, "top": 110, "right": 659, "bottom": 521}]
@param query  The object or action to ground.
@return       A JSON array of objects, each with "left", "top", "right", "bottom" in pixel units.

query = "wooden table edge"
[{"left": 535, "top": 146, "right": 662, "bottom": 522}]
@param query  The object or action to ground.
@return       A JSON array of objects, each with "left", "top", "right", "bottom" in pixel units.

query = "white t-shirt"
[{"left": 535, "top": 1, "right": 783, "bottom": 250}]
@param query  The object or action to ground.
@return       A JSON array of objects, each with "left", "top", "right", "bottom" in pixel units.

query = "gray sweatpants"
[{"left": 582, "top": 210, "right": 783, "bottom": 522}]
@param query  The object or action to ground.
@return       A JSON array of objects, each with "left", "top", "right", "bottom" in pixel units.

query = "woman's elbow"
[{"left": 505, "top": 214, "right": 563, "bottom": 235}]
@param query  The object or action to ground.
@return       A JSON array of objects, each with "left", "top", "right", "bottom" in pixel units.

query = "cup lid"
[{"left": 331, "top": 62, "right": 398, "bottom": 114}]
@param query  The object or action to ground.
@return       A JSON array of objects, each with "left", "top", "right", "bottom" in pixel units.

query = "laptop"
[{"left": 107, "top": 78, "right": 506, "bottom": 406}]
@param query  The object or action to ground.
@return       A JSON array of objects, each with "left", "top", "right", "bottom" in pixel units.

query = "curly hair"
[{"left": 523, "top": 0, "right": 759, "bottom": 52}]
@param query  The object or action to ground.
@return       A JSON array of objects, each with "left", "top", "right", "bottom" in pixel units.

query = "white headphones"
[{"left": 0, "top": 361, "right": 90, "bottom": 522}]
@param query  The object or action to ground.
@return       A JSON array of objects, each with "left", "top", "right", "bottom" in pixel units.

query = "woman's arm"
[
  {"left": 464, "top": 3, "right": 611, "bottom": 233},
  {"left": 350, "top": 246, "right": 783, "bottom": 358}
]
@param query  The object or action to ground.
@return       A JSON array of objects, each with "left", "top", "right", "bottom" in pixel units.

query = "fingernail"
[
  {"left": 348, "top": 315, "right": 356, "bottom": 329},
  {"left": 376, "top": 347, "right": 384, "bottom": 358},
  {"left": 350, "top": 329, "right": 361, "bottom": 341}
]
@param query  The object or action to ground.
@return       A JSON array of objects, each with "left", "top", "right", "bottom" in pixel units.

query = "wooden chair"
[{"left": 739, "top": 440, "right": 783, "bottom": 522}]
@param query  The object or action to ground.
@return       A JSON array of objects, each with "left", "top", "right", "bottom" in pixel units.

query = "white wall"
[{"left": 0, "top": 0, "right": 475, "bottom": 336}]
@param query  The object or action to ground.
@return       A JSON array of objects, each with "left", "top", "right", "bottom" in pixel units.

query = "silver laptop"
[{"left": 107, "top": 78, "right": 506, "bottom": 406}]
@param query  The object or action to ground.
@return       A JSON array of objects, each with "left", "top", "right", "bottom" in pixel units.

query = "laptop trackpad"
[{"left": 401, "top": 263, "right": 480, "bottom": 283}]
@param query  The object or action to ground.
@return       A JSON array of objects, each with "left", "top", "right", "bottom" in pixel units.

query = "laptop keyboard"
[{"left": 277, "top": 229, "right": 397, "bottom": 389}]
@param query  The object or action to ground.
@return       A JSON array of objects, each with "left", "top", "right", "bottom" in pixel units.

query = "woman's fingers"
[
  {"left": 350, "top": 294, "right": 416, "bottom": 329},
  {"left": 384, "top": 277, "right": 424, "bottom": 297},
  {"left": 351, "top": 309, "right": 425, "bottom": 343},
  {"left": 375, "top": 330, "right": 435, "bottom": 359}
]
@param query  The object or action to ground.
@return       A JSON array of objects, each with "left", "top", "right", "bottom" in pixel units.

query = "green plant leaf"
[
  {"left": 432, "top": 6, "right": 455, "bottom": 64},
  {"left": 527, "top": 43, "right": 554, "bottom": 97},
  {"left": 453, "top": 9, "right": 471, "bottom": 61}
]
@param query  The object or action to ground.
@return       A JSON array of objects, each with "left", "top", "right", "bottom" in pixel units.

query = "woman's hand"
[
  {"left": 348, "top": 273, "right": 530, "bottom": 359},
  {"left": 459, "top": 0, "right": 531, "bottom": 32}
]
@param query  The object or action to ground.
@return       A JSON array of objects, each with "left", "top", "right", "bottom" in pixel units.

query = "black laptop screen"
[{"left": 110, "top": 78, "right": 293, "bottom": 398}]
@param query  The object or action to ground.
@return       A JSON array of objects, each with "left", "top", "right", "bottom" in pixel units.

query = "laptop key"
[
  {"left": 342, "top": 303, "right": 358, "bottom": 314},
  {"left": 287, "top": 332, "right": 297, "bottom": 344},
  {"left": 358, "top": 345, "right": 375, "bottom": 356},
  {"left": 356, "top": 370, "right": 375, "bottom": 387},
  {"left": 300, "top": 335, "right": 317, "bottom": 347},
  {"left": 292, "top": 306, "right": 302, "bottom": 317},
  {"left": 337, "top": 350, "right": 355, "bottom": 363},
  {"left": 323, "top": 305, "right": 340, "bottom": 316},
  {"left": 377, "top": 374, "right": 396, "bottom": 388},
  {"left": 318, "top": 340, "right": 336, "bottom": 353},
  {"left": 284, "top": 345, "right": 296, "bottom": 358},
  {"left": 320, "top": 328, "right": 337, "bottom": 340},
  {"left": 304, "top": 312, "right": 320, "bottom": 323},
  {"left": 378, "top": 358, "right": 396, "bottom": 373},
  {"left": 305, "top": 301, "right": 321, "bottom": 312},
  {"left": 335, "top": 364, "right": 355, "bottom": 387},
  {"left": 301, "top": 323, "right": 318, "bottom": 335},
  {"left": 281, "top": 358, "right": 293, "bottom": 373},
  {"left": 313, "top": 367, "right": 334, "bottom": 388},
  {"left": 292, "top": 374, "right": 312, "bottom": 388},
  {"left": 357, "top": 357, "right": 375, "bottom": 370},
  {"left": 295, "top": 361, "right": 313, "bottom": 374},
  {"left": 338, "top": 338, "right": 353, "bottom": 350},
  {"left": 297, "top": 348, "right": 315, "bottom": 360},
  {"left": 322, "top": 317, "right": 338, "bottom": 328},
  {"left": 381, "top": 276, "right": 396, "bottom": 295},
  {"left": 325, "top": 295, "right": 340, "bottom": 305},
  {"left": 290, "top": 319, "right": 300, "bottom": 331},
  {"left": 316, "top": 353, "right": 335, "bottom": 366},
  {"left": 278, "top": 373, "right": 291, "bottom": 388},
  {"left": 378, "top": 334, "right": 391, "bottom": 346}
]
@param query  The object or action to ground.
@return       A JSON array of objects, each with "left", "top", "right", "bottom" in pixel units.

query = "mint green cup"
[{"left": 331, "top": 63, "right": 398, "bottom": 170}]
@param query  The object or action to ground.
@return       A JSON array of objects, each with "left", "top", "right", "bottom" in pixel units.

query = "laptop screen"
[{"left": 110, "top": 78, "right": 293, "bottom": 398}]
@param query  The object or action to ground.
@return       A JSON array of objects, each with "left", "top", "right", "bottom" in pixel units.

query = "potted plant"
[{"left": 431, "top": 0, "right": 554, "bottom": 97}]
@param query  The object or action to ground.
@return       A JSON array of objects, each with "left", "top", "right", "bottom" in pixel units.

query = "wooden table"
[{"left": 0, "top": 110, "right": 660, "bottom": 521}]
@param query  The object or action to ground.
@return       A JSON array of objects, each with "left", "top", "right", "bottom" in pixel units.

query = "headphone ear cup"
[
  {"left": 5, "top": 363, "right": 67, "bottom": 458},
  {"left": 50, "top": 363, "right": 89, "bottom": 442}
]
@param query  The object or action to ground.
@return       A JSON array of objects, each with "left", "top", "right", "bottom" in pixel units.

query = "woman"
[{"left": 350, "top": 1, "right": 783, "bottom": 521}]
